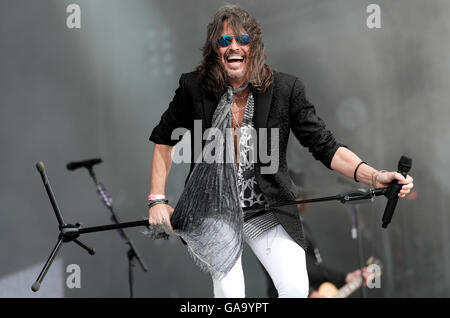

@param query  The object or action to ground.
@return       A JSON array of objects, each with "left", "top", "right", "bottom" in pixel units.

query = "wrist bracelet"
[
  {"left": 353, "top": 161, "right": 367, "bottom": 182},
  {"left": 148, "top": 194, "right": 166, "bottom": 201},
  {"left": 148, "top": 198, "right": 168, "bottom": 208},
  {"left": 371, "top": 172, "right": 378, "bottom": 188},
  {"left": 371, "top": 170, "right": 387, "bottom": 188}
]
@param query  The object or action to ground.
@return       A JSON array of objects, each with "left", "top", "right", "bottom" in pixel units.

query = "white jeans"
[{"left": 212, "top": 224, "right": 309, "bottom": 298}]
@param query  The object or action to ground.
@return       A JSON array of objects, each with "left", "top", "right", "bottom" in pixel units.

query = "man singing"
[{"left": 147, "top": 5, "right": 413, "bottom": 298}]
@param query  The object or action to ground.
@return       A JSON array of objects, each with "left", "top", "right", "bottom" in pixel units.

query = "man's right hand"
[{"left": 148, "top": 204, "right": 174, "bottom": 230}]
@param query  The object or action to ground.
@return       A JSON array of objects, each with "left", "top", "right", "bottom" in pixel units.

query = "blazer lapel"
[
  {"left": 202, "top": 91, "right": 219, "bottom": 129},
  {"left": 253, "top": 83, "right": 274, "bottom": 130}
]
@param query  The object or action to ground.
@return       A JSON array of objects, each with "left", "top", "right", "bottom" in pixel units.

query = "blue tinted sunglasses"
[{"left": 217, "top": 34, "right": 250, "bottom": 47}]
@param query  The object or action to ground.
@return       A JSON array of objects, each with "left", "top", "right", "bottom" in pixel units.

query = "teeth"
[{"left": 227, "top": 56, "right": 244, "bottom": 62}]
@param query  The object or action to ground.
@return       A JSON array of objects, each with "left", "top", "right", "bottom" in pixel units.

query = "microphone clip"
[{"left": 338, "top": 188, "right": 376, "bottom": 204}]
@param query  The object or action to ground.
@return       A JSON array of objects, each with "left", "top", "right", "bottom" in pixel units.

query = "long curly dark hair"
[{"left": 196, "top": 5, "right": 274, "bottom": 97}]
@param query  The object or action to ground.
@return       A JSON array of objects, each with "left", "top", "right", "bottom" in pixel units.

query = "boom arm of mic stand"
[
  {"left": 41, "top": 188, "right": 389, "bottom": 236},
  {"left": 74, "top": 188, "right": 389, "bottom": 233},
  {"left": 242, "top": 188, "right": 388, "bottom": 215}
]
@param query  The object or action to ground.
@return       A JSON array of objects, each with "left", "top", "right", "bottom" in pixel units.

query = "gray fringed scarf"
[{"left": 162, "top": 83, "right": 248, "bottom": 279}]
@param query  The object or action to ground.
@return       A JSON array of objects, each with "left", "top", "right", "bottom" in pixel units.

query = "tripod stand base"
[{"left": 31, "top": 234, "right": 95, "bottom": 292}]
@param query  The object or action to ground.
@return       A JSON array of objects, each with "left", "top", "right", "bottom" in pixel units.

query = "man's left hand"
[{"left": 375, "top": 171, "right": 414, "bottom": 198}]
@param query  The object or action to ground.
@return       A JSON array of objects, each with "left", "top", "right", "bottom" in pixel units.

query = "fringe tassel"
[{"left": 183, "top": 234, "right": 243, "bottom": 280}]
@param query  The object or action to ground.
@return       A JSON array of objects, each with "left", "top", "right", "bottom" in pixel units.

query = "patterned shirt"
[{"left": 236, "top": 92, "right": 280, "bottom": 240}]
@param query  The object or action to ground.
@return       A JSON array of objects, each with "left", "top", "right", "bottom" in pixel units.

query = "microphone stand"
[
  {"left": 85, "top": 166, "right": 148, "bottom": 298},
  {"left": 338, "top": 177, "right": 368, "bottom": 298},
  {"left": 351, "top": 204, "right": 367, "bottom": 298},
  {"left": 31, "top": 161, "right": 388, "bottom": 293}
]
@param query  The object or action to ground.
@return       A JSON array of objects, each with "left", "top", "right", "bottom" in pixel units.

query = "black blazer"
[{"left": 150, "top": 70, "right": 343, "bottom": 249}]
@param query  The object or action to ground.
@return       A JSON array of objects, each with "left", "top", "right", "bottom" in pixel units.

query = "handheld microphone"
[
  {"left": 382, "top": 156, "right": 412, "bottom": 228},
  {"left": 66, "top": 158, "right": 102, "bottom": 171}
]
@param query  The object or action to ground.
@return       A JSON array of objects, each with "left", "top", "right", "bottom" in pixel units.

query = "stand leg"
[
  {"left": 128, "top": 249, "right": 135, "bottom": 298},
  {"left": 73, "top": 239, "right": 96, "bottom": 255},
  {"left": 353, "top": 205, "right": 367, "bottom": 298},
  {"left": 31, "top": 238, "right": 63, "bottom": 292}
]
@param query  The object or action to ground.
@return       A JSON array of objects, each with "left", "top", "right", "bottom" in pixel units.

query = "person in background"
[{"left": 261, "top": 171, "right": 370, "bottom": 298}]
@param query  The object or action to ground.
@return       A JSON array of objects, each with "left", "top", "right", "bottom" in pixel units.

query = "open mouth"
[{"left": 226, "top": 55, "right": 245, "bottom": 65}]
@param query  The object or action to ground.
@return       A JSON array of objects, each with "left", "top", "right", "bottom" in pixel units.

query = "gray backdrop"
[{"left": 1, "top": 0, "right": 449, "bottom": 297}]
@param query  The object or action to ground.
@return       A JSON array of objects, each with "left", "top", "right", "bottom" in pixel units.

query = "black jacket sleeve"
[
  {"left": 149, "top": 74, "right": 191, "bottom": 146},
  {"left": 289, "top": 78, "right": 343, "bottom": 169}
]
